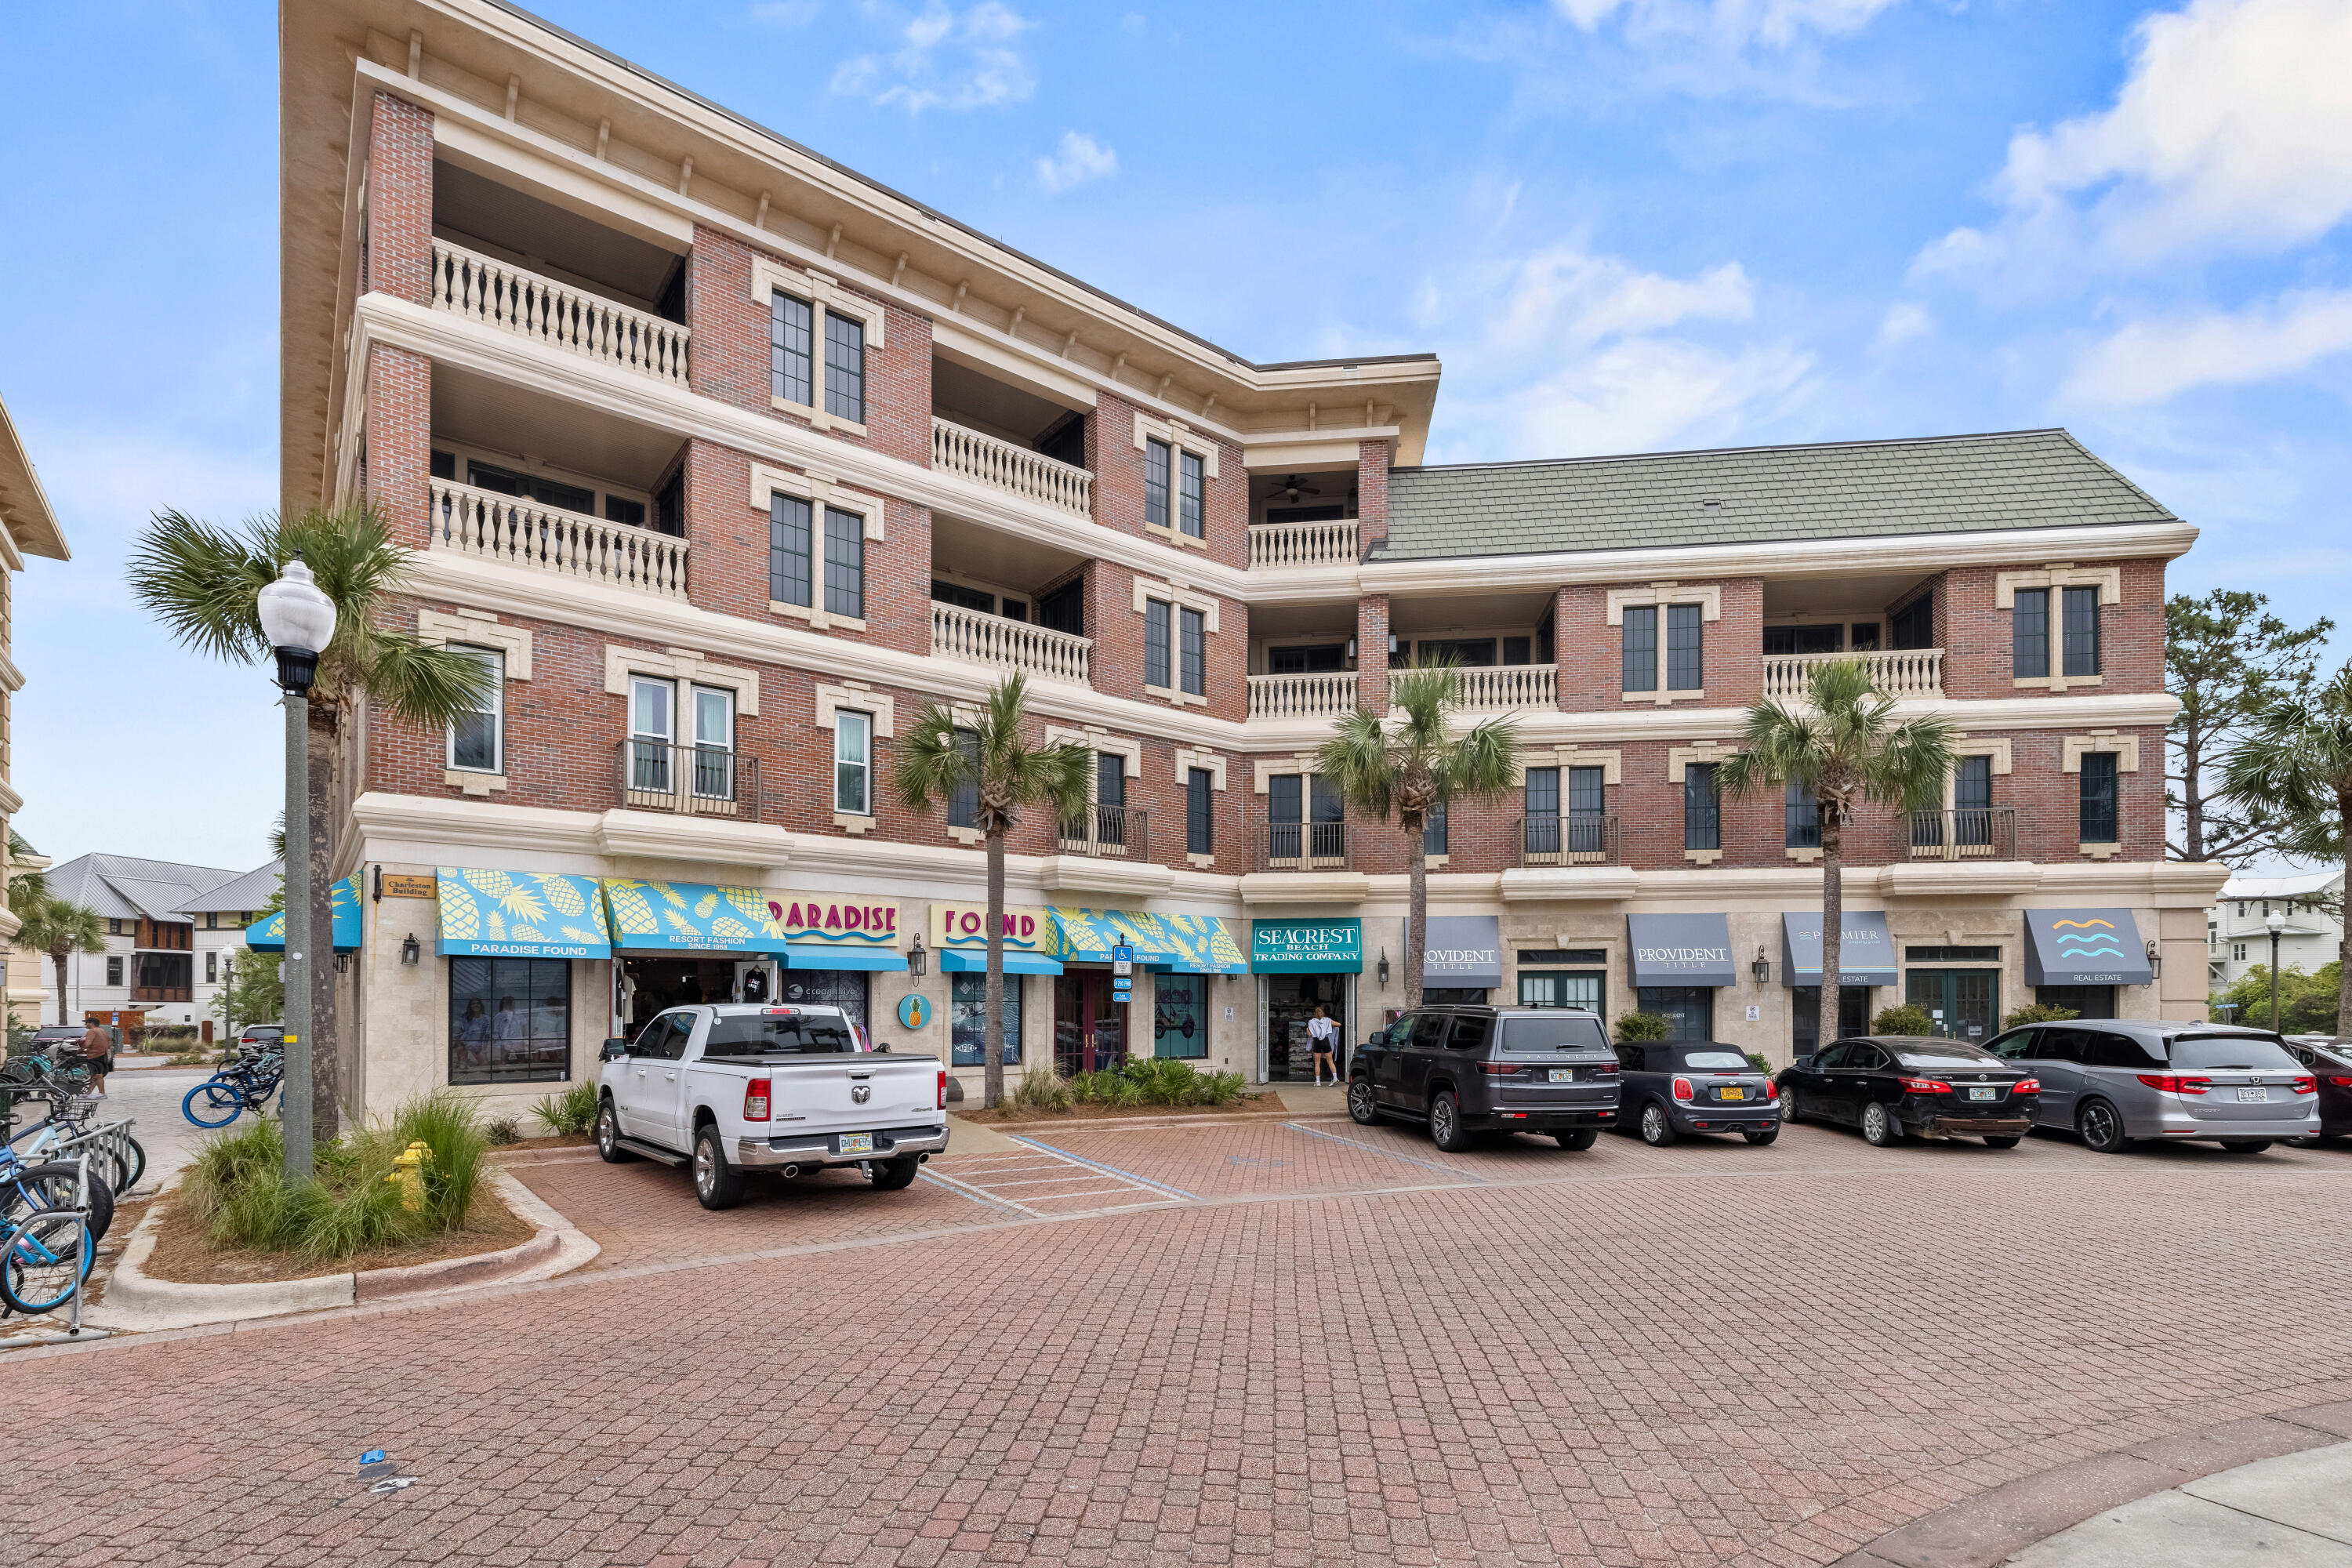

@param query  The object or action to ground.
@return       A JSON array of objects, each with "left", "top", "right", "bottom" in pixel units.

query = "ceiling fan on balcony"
[{"left": 1269, "top": 475, "right": 1324, "bottom": 505}]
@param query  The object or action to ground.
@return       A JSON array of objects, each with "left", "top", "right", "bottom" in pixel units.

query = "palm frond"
[
  {"left": 1434, "top": 714, "right": 1523, "bottom": 804},
  {"left": 893, "top": 702, "right": 975, "bottom": 812},
  {"left": 1864, "top": 713, "right": 1961, "bottom": 812},
  {"left": 126, "top": 508, "right": 278, "bottom": 664},
  {"left": 1315, "top": 707, "right": 1399, "bottom": 821},
  {"left": 1716, "top": 699, "right": 1817, "bottom": 799},
  {"left": 358, "top": 633, "right": 505, "bottom": 729},
  {"left": 1388, "top": 664, "right": 1459, "bottom": 751}
]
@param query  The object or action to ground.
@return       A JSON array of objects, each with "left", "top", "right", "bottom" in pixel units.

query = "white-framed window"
[
  {"left": 690, "top": 685, "right": 736, "bottom": 800},
  {"left": 835, "top": 709, "right": 873, "bottom": 816},
  {"left": 448, "top": 645, "right": 504, "bottom": 774},
  {"left": 629, "top": 675, "right": 675, "bottom": 795},
  {"left": 626, "top": 677, "right": 737, "bottom": 799}
]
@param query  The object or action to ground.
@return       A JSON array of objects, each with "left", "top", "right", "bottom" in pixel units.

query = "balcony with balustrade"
[
  {"left": 1058, "top": 804, "right": 1148, "bottom": 861},
  {"left": 931, "top": 355, "right": 1093, "bottom": 517},
  {"left": 614, "top": 739, "right": 761, "bottom": 820},
  {"left": 429, "top": 476, "right": 689, "bottom": 600},
  {"left": 1519, "top": 815, "right": 1621, "bottom": 868},
  {"left": 1763, "top": 647, "right": 1945, "bottom": 702},
  {"left": 931, "top": 601, "right": 1092, "bottom": 685}
]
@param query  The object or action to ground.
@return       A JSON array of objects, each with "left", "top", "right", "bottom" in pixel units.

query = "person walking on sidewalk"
[
  {"left": 1307, "top": 1005, "right": 1337, "bottom": 1087},
  {"left": 78, "top": 1021, "right": 113, "bottom": 1098}
]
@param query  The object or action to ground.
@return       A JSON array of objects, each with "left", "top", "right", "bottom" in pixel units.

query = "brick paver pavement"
[{"left": 6, "top": 1120, "right": 2352, "bottom": 1566}]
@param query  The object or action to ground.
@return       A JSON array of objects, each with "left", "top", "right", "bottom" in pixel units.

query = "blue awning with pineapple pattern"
[
  {"left": 1047, "top": 909, "right": 1248, "bottom": 975},
  {"left": 243, "top": 876, "right": 363, "bottom": 953},
  {"left": 435, "top": 868, "right": 614, "bottom": 959}
]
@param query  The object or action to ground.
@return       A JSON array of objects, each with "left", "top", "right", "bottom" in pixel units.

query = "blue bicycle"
[{"left": 183, "top": 1050, "right": 285, "bottom": 1128}]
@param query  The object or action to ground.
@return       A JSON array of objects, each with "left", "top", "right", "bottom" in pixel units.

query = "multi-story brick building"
[
  {"left": 0, "top": 393, "right": 69, "bottom": 1027},
  {"left": 281, "top": 0, "right": 2221, "bottom": 1119}
]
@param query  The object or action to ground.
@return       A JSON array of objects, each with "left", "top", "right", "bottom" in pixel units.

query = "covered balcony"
[
  {"left": 1759, "top": 575, "right": 1943, "bottom": 700},
  {"left": 1387, "top": 592, "right": 1559, "bottom": 712},
  {"left": 427, "top": 160, "right": 690, "bottom": 387},
  {"left": 931, "top": 355, "right": 1092, "bottom": 517},
  {"left": 1247, "top": 470, "right": 1360, "bottom": 568},
  {"left": 928, "top": 515, "right": 1093, "bottom": 685},
  {"left": 1249, "top": 605, "right": 1359, "bottom": 719}
]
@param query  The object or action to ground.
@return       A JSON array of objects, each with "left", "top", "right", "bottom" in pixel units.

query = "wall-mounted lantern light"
[{"left": 401, "top": 934, "right": 421, "bottom": 967}]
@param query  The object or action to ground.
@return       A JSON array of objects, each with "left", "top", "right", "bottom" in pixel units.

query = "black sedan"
[
  {"left": 1777, "top": 1036, "right": 2039, "bottom": 1148},
  {"left": 1613, "top": 1041, "right": 1780, "bottom": 1145},
  {"left": 2282, "top": 1039, "right": 2352, "bottom": 1145}
]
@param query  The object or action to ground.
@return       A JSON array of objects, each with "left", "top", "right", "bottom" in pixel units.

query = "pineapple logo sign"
[{"left": 896, "top": 993, "right": 930, "bottom": 1029}]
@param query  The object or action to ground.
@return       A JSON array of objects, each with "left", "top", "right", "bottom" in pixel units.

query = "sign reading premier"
[{"left": 1626, "top": 913, "right": 1737, "bottom": 986}]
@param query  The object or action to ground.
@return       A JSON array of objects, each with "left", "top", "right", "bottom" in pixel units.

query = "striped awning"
[
  {"left": 1047, "top": 909, "right": 1247, "bottom": 975},
  {"left": 436, "top": 868, "right": 613, "bottom": 959},
  {"left": 243, "top": 876, "right": 363, "bottom": 953}
]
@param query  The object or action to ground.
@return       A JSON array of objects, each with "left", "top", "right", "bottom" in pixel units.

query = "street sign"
[{"left": 1112, "top": 940, "right": 1134, "bottom": 978}]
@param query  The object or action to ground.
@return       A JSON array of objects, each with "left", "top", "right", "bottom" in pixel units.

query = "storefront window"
[
  {"left": 1791, "top": 985, "right": 1871, "bottom": 1054},
  {"left": 780, "top": 968, "right": 869, "bottom": 1032},
  {"left": 1519, "top": 970, "right": 1604, "bottom": 1014},
  {"left": 951, "top": 973, "right": 1022, "bottom": 1067},
  {"left": 1154, "top": 974, "right": 1207, "bottom": 1058},
  {"left": 449, "top": 957, "right": 571, "bottom": 1084},
  {"left": 1636, "top": 985, "right": 1712, "bottom": 1041}
]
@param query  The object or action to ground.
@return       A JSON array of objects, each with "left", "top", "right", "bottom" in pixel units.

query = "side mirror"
[{"left": 601, "top": 1038, "right": 630, "bottom": 1062}]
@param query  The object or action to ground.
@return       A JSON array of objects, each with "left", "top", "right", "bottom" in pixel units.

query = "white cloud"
[
  {"left": 1922, "top": 0, "right": 2352, "bottom": 275},
  {"left": 830, "top": 2, "right": 1035, "bottom": 113},
  {"left": 2063, "top": 289, "right": 2352, "bottom": 406},
  {"left": 1036, "top": 131, "right": 1116, "bottom": 193},
  {"left": 1552, "top": 0, "right": 1898, "bottom": 48},
  {"left": 1871, "top": 301, "right": 1932, "bottom": 351},
  {"left": 1424, "top": 238, "right": 1812, "bottom": 458}
]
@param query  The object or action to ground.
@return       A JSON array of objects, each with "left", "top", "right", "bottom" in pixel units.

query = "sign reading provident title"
[
  {"left": 1423, "top": 915, "right": 1502, "bottom": 989},
  {"left": 1251, "top": 919, "right": 1363, "bottom": 973},
  {"left": 1625, "top": 913, "right": 1737, "bottom": 986}
]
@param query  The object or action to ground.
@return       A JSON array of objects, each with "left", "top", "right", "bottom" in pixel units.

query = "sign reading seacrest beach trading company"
[
  {"left": 380, "top": 873, "right": 437, "bottom": 900},
  {"left": 1251, "top": 919, "right": 1363, "bottom": 973},
  {"left": 1779, "top": 910, "right": 1899, "bottom": 988},
  {"left": 2024, "top": 908, "right": 2153, "bottom": 986},
  {"left": 930, "top": 902, "right": 1052, "bottom": 952},
  {"left": 1624, "top": 913, "right": 1737, "bottom": 987},
  {"left": 1423, "top": 915, "right": 1502, "bottom": 990}
]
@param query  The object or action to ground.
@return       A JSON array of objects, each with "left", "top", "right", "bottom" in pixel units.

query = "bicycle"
[
  {"left": 2, "top": 1060, "right": 146, "bottom": 1201},
  {"left": 183, "top": 1050, "right": 285, "bottom": 1129},
  {"left": 0, "top": 1158, "right": 97, "bottom": 1318}
]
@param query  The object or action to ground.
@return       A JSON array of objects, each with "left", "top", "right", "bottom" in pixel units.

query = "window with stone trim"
[
  {"left": 1179, "top": 608, "right": 1205, "bottom": 696},
  {"left": 1185, "top": 767, "right": 1214, "bottom": 855},
  {"left": 770, "top": 290, "right": 813, "bottom": 407},
  {"left": 1145, "top": 599, "right": 1171, "bottom": 688},
  {"left": 822, "top": 506, "right": 865, "bottom": 619},
  {"left": 770, "top": 493, "right": 813, "bottom": 608},
  {"left": 824, "top": 313, "right": 865, "bottom": 423},
  {"left": 1666, "top": 604, "right": 1704, "bottom": 690},
  {"left": 834, "top": 710, "right": 873, "bottom": 816},
  {"left": 2061, "top": 585, "right": 2100, "bottom": 677},
  {"left": 1179, "top": 452, "right": 1205, "bottom": 539},
  {"left": 2079, "top": 751, "right": 2119, "bottom": 843},
  {"left": 1621, "top": 606, "right": 1657, "bottom": 692},
  {"left": 1144, "top": 438, "right": 1171, "bottom": 529},
  {"left": 2013, "top": 587, "right": 2051, "bottom": 679},
  {"left": 448, "top": 645, "right": 503, "bottom": 775},
  {"left": 1684, "top": 763, "right": 1721, "bottom": 851}
]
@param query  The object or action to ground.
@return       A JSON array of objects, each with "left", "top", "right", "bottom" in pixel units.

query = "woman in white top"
[{"left": 1307, "top": 1005, "right": 1338, "bottom": 1087}]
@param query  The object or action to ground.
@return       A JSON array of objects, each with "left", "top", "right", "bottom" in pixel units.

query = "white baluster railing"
[
  {"left": 1247, "top": 672, "right": 1360, "bottom": 719},
  {"left": 931, "top": 603, "right": 1093, "bottom": 684},
  {"left": 1248, "top": 518, "right": 1359, "bottom": 568},
  {"left": 1762, "top": 648, "right": 1946, "bottom": 702},
  {"left": 931, "top": 417, "right": 1094, "bottom": 517},
  {"left": 430, "top": 238, "right": 691, "bottom": 387},
  {"left": 1451, "top": 664, "right": 1559, "bottom": 710},
  {"left": 429, "top": 479, "right": 689, "bottom": 600}
]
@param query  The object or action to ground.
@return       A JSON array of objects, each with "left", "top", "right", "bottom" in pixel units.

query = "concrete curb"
[
  {"left": 1831, "top": 1399, "right": 2352, "bottom": 1567},
  {"left": 91, "top": 1168, "right": 597, "bottom": 1333}
]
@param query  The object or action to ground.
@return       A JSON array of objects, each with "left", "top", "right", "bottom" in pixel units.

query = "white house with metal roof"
[
  {"left": 34, "top": 853, "right": 279, "bottom": 1029},
  {"left": 2209, "top": 869, "right": 2345, "bottom": 991}
]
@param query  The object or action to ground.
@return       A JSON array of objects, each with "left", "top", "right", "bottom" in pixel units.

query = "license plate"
[
  {"left": 1969, "top": 1087, "right": 1997, "bottom": 1101},
  {"left": 2236, "top": 1087, "right": 2268, "bottom": 1103},
  {"left": 1549, "top": 1069, "right": 1573, "bottom": 1083},
  {"left": 1719, "top": 1087, "right": 1744, "bottom": 1101},
  {"left": 840, "top": 1132, "right": 875, "bottom": 1155}
]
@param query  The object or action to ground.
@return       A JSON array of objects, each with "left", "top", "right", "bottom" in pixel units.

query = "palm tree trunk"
[
  {"left": 1405, "top": 815, "right": 1426, "bottom": 1008},
  {"left": 50, "top": 950, "right": 67, "bottom": 1027},
  {"left": 1821, "top": 808, "right": 1843, "bottom": 1046},
  {"left": 984, "top": 828, "right": 1006, "bottom": 1110},
  {"left": 307, "top": 711, "right": 339, "bottom": 1139}
]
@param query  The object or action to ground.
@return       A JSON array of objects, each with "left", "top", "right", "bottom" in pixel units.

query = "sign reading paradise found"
[
  {"left": 1251, "top": 918, "right": 1363, "bottom": 974},
  {"left": 600, "top": 879, "right": 902, "bottom": 955}
]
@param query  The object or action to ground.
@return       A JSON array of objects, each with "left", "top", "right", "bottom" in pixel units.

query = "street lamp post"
[
  {"left": 2266, "top": 908, "right": 2287, "bottom": 1033},
  {"left": 257, "top": 554, "right": 337, "bottom": 1179}
]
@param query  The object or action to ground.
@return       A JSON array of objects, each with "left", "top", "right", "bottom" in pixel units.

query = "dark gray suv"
[{"left": 1348, "top": 1005, "right": 1621, "bottom": 1151}]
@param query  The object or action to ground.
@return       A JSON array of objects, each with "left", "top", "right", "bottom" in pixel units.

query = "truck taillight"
[
  {"left": 938, "top": 1069, "right": 947, "bottom": 1110},
  {"left": 744, "top": 1078, "right": 771, "bottom": 1121}
]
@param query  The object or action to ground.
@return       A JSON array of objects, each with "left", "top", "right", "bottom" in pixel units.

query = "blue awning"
[
  {"left": 779, "top": 943, "right": 907, "bottom": 972},
  {"left": 1051, "top": 908, "right": 1181, "bottom": 966},
  {"left": 939, "top": 949, "right": 1064, "bottom": 975},
  {"left": 244, "top": 876, "right": 362, "bottom": 953},
  {"left": 437, "top": 869, "right": 613, "bottom": 959}
]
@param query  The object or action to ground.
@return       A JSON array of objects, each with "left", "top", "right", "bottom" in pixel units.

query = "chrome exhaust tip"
[
  {"left": 780, "top": 1163, "right": 799, "bottom": 1179},
  {"left": 917, "top": 1152, "right": 931, "bottom": 1163}
]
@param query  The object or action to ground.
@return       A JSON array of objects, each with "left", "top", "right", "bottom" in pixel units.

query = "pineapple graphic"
[
  {"left": 543, "top": 877, "right": 588, "bottom": 918},
  {"left": 438, "top": 869, "right": 481, "bottom": 944}
]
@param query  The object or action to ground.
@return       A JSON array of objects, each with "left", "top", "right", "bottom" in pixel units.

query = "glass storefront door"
[
  {"left": 1906, "top": 968, "right": 1999, "bottom": 1043},
  {"left": 1791, "top": 986, "right": 1872, "bottom": 1055},
  {"left": 1265, "top": 973, "right": 1345, "bottom": 1081}
]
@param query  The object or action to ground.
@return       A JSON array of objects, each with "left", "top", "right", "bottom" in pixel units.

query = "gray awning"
[
  {"left": 1781, "top": 910, "right": 1897, "bottom": 988},
  {"left": 2024, "top": 909, "right": 2151, "bottom": 985},
  {"left": 1424, "top": 916, "right": 1501, "bottom": 990},
  {"left": 1627, "top": 913, "right": 1737, "bottom": 987}
]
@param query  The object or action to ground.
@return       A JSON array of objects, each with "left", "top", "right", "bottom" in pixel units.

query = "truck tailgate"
[{"left": 731, "top": 1057, "right": 940, "bottom": 1134}]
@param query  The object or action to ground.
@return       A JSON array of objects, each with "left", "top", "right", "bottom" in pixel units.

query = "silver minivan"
[{"left": 1981, "top": 1019, "right": 2318, "bottom": 1153}]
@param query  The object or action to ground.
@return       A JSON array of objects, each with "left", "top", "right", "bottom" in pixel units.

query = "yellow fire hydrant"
[{"left": 387, "top": 1140, "right": 433, "bottom": 1211}]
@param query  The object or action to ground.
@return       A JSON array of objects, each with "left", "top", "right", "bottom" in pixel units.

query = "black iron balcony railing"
[
  {"left": 1260, "top": 821, "right": 1349, "bottom": 871},
  {"left": 1907, "top": 807, "right": 2016, "bottom": 862},
  {"left": 615, "top": 739, "right": 761, "bottom": 820},
  {"left": 1058, "top": 804, "right": 1148, "bottom": 859},
  {"left": 1519, "top": 813, "right": 1621, "bottom": 867}
]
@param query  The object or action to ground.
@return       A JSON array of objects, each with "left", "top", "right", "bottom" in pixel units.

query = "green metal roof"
[{"left": 1379, "top": 429, "right": 2176, "bottom": 561}]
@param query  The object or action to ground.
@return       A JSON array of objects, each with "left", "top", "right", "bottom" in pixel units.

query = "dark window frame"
[
  {"left": 1683, "top": 762, "right": 1721, "bottom": 851},
  {"left": 1178, "top": 450, "right": 1204, "bottom": 539},
  {"left": 1144, "top": 599, "right": 1171, "bottom": 689},
  {"left": 1144, "top": 437, "right": 1171, "bottom": 529},
  {"left": 2079, "top": 750, "right": 2120, "bottom": 843},
  {"left": 770, "top": 289, "right": 813, "bottom": 407},
  {"left": 768, "top": 491, "right": 813, "bottom": 608},
  {"left": 1185, "top": 767, "right": 1213, "bottom": 855},
  {"left": 1179, "top": 607, "right": 1205, "bottom": 696},
  {"left": 822, "top": 504, "right": 865, "bottom": 619},
  {"left": 2061, "top": 585, "right": 2101, "bottom": 677},
  {"left": 448, "top": 956, "right": 572, "bottom": 1086},
  {"left": 2013, "top": 586, "right": 2050, "bottom": 679},
  {"left": 1621, "top": 604, "right": 1657, "bottom": 692},
  {"left": 823, "top": 310, "right": 866, "bottom": 423}
]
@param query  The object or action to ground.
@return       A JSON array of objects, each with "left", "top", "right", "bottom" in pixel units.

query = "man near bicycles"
[{"left": 78, "top": 1022, "right": 113, "bottom": 1099}]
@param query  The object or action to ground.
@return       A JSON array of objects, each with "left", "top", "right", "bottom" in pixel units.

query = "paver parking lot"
[{"left": 7, "top": 1116, "right": 2352, "bottom": 1566}]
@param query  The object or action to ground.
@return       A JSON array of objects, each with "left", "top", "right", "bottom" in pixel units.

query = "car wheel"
[
  {"left": 1983, "top": 1135, "right": 2022, "bottom": 1149},
  {"left": 1741, "top": 1126, "right": 1779, "bottom": 1146},
  {"left": 1639, "top": 1101, "right": 1678, "bottom": 1147},
  {"left": 595, "top": 1098, "right": 631, "bottom": 1163},
  {"left": 866, "top": 1155, "right": 921, "bottom": 1190},
  {"left": 1553, "top": 1128, "right": 1597, "bottom": 1151},
  {"left": 2077, "top": 1098, "right": 2129, "bottom": 1154},
  {"left": 1347, "top": 1076, "right": 1379, "bottom": 1126},
  {"left": 691, "top": 1123, "right": 744, "bottom": 1210},
  {"left": 1428, "top": 1091, "right": 1474, "bottom": 1153},
  {"left": 1780, "top": 1087, "right": 1804, "bottom": 1124},
  {"left": 2219, "top": 1140, "right": 2273, "bottom": 1155},
  {"left": 1860, "top": 1101, "right": 1901, "bottom": 1147}
]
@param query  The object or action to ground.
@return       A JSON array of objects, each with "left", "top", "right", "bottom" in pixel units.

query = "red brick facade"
[{"left": 365, "top": 93, "right": 434, "bottom": 307}]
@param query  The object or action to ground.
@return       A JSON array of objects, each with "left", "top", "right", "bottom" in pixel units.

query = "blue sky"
[{"left": 2, "top": 0, "right": 2347, "bottom": 871}]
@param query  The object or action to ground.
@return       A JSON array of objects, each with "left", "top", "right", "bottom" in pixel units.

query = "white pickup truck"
[{"left": 594, "top": 1003, "right": 949, "bottom": 1210}]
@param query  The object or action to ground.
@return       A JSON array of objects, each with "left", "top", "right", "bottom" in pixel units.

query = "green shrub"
[
  {"left": 486, "top": 1116, "right": 522, "bottom": 1146},
  {"left": 532, "top": 1081, "right": 599, "bottom": 1137},
  {"left": 1614, "top": 1011, "right": 1670, "bottom": 1043},
  {"left": 1744, "top": 1052, "right": 1773, "bottom": 1076},
  {"left": 1010, "top": 1066, "right": 1073, "bottom": 1112},
  {"left": 2002, "top": 1002, "right": 2081, "bottom": 1029},
  {"left": 394, "top": 1094, "right": 486, "bottom": 1230},
  {"left": 1196, "top": 1069, "right": 1247, "bottom": 1104},
  {"left": 1871, "top": 1003, "right": 1937, "bottom": 1036}
]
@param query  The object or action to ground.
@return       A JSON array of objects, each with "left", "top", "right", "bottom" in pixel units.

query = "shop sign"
[
  {"left": 1625, "top": 913, "right": 1737, "bottom": 986},
  {"left": 1251, "top": 919, "right": 1363, "bottom": 973},
  {"left": 895, "top": 994, "right": 932, "bottom": 1029},
  {"left": 1424, "top": 916, "right": 1501, "bottom": 989},
  {"left": 763, "top": 898, "right": 904, "bottom": 949},
  {"left": 931, "top": 902, "right": 1052, "bottom": 952},
  {"left": 380, "top": 873, "right": 437, "bottom": 900}
]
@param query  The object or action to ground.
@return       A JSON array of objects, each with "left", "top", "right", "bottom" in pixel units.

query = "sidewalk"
[{"left": 2008, "top": 1439, "right": 2352, "bottom": 1566}]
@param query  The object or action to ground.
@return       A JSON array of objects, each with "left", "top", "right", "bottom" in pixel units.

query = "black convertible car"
[{"left": 1613, "top": 1040, "right": 1780, "bottom": 1145}]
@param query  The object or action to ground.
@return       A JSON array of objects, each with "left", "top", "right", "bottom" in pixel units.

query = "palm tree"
[
  {"left": 16, "top": 896, "right": 105, "bottom": 1027},
  {"left": 128, "top": 503, "right": 499, "bottom": 1132},
  {"left": 1718, "top": 659, "right": 1956, "bottom": 1045},
  {"left": 894, "top": 674, "right": 1092, "bottom": 1108},
  {"left": 2218, "top": 662, "right": 2352, "bottom": 1036},
  {"left": 7, "top": 829, "right": 47, "bottom": 912},
  {"left": 1316, "top": 664, "right": 1522, "bottom": 1007}
]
